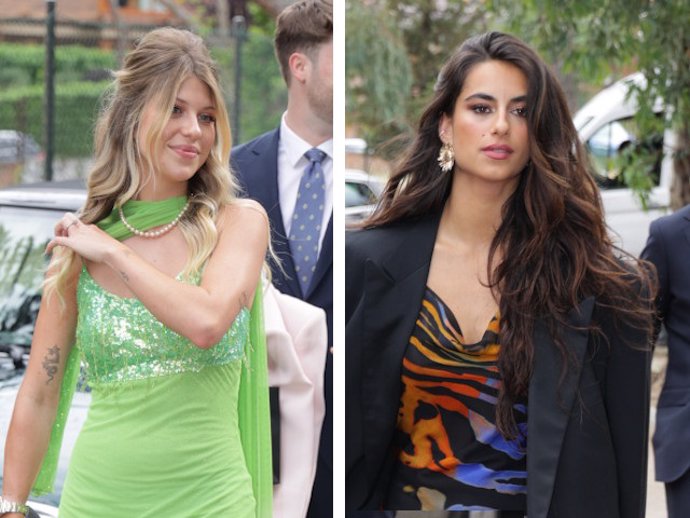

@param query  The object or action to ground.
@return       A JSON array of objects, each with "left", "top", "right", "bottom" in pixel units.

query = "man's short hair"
[{"left": 274, "top": 0, "right": 333, "bottom": 85}]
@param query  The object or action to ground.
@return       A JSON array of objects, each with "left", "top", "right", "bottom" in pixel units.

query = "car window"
[
  {"left": 0, "top": 205, "right": 72, "bottom": 516},
  {"left": 585, "top": 116, "right": 663, "bottom": 190},
  {"left": 0, "top": 203, "right": 84, "bottom": 510},
  {"left": 346, "top": 181, "right": 377, "bottom": 208},
  {"left": 0, "top": 206, "right": 58, "bottom": 351},
  {"left": 0, "top": 132, "right": 41, "bottom": 164}
]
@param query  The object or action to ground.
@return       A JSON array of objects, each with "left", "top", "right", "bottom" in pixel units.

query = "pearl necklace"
[{"left": 118, "top": 200, "right": 191, "bottom": 238}]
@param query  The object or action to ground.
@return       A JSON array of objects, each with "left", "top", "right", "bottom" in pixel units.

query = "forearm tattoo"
[{"left": 42, "top": 345, "right": 60, "bottom": 385}]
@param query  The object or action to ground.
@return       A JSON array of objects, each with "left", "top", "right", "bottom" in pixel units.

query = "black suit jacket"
[
  {"left": 346, "top": 213, "right": 651, "bottom": 518},
  {"left": 641, "top": 204, "right": 690, "bottom": 483},
  {"left": 232, "top": 128, "right": 333, "bottom": 517}
]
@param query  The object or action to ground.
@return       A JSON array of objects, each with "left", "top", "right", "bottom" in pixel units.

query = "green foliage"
[
  {"left": 211, "top": 26, "right": 286, "bottom": 143},
  {"left": 346, "top": 0, "right": 500, "bottom": 154},
  {"left": 236, "top": 27, "right": 286, "bottom": 140},
  {"left": 386, "top": 0, "right": 489, "bottom": 118},
  {"left": 0, "top": 43, "right": 116, "bottom": 88},
  {"left": 347, "top": 0, "right": 689, "bottom": 203},
  {"left": 618, "top": 144, "right": 660, "bottom": 209},
  {"left": 0, "top": 82, "right": 109, "bottom": 157},
  {"left": 0, "top": 224, "right": 47, "bottom": 300},
  {"left": 0, "top": 42, "right": 113, "bottom": 159},
  {"left": 0, "top": 67, "right": 32, "bottom": 89},
  {"left": 346, "top": 0, "right": 413, "bottom": 151},
  {"left": 489, "top": 0, "right": 690, "bottom": 204},
  {"left": 247, "top": 2, "right": 279, "bottom": 36},
  {"left": 0, "top": 26, "right": 285, "bottom": 157}
]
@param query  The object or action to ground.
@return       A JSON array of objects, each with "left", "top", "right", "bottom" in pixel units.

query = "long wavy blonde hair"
[{"left": 46, "top": 27, "right": 240, "bottom": 298}]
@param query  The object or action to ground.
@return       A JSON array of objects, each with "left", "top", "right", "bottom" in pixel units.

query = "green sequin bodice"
[{"left": 76, "top": 267, "right": 249, "bottom": 387}]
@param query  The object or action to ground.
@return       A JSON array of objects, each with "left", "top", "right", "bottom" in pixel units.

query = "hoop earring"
[{"left": 437, "top": 141, "right": 455, "bottom": 172}]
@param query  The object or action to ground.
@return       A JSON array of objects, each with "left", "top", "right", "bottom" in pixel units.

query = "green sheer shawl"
[{"left": 32, "top": 196, "right": 273, "bottom": 517}]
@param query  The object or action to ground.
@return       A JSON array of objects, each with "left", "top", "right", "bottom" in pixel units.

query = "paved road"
[{"left": 648, "top": 430, "right": 667, "bottom": 518}]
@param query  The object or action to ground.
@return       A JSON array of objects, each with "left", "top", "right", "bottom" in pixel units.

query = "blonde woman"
[{"left": 1, "top": 28, "right": 272, "bottom": 517}]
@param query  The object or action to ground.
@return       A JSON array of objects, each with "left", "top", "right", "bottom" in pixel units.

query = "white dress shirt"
[{"left": 278, "top": 113, "right": 333, "bottom": 255}]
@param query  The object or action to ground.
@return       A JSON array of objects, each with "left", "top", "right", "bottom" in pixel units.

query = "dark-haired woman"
[{"left": 345, "top": 32, "right": 654, "bottom": 518}]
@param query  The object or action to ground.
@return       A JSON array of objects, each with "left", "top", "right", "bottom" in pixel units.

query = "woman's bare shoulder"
[
  {"left": 216, "top": 200, "right": 269, "bottom": 249},
  {"left": 218, "top": 199, "right": 268, "bottom": 225}
]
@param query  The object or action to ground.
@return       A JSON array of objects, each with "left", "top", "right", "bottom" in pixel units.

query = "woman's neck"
[
  {"left": 136, "top": 183, "right": 188, "bottom": 201},
  {"left": 441, "top": 172, "right": 518, "bottom": 246}
]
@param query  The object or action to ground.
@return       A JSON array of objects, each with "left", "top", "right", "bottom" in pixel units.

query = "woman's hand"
[{"left": 46, "top": 213, "right": 122, "bottom": 263}]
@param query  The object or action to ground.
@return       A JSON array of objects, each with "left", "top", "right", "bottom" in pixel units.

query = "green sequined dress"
[{"left": 57, "top": 268, "right": 256, "bottom": 517}]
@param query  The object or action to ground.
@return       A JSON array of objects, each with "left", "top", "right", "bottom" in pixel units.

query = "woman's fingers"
[
  {"left": 47, "top": 212, "right": 80, "bottom": 254},
  {"left": 65, "top": 219, "right": 80, "bottom": 233},
  {"left": 45, "top": 221, "right": 118, "bottom": 264},
  {"left": 55, "top": 212, "right": 81, "bottom": 236},
  {"left": 45, "top": 236, "right": 66, "bottom": 255}
]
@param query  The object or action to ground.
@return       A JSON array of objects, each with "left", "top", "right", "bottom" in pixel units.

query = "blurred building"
[{"left": 0, "top": 0, "right": 181, "bottom": 47}]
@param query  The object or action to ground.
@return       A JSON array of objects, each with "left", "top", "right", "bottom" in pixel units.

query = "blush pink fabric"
[{"left": 263, "top": 282, "right": 327, "bottom": 518}]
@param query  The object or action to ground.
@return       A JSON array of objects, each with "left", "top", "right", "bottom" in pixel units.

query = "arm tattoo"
[
  {"left": 120, "top": 249, "right": 133, "bottom": 282},
  {"left": 42, "top": 345, "right": 60, "bottom": 385}
]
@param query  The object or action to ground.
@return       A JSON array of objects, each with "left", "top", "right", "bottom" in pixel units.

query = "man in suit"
[
  {"left": 641, "top": 204, "right": 690, "bottom": 518},
  {"left": 231, "top": 1, "right": 333, "bottom": 516}
]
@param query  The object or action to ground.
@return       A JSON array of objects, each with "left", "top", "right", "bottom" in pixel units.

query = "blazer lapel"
[
  {"left": 360, "top": 213, "right": 441, "bottom": 489},
  {"left": 306, "top": 214, "right": 333, "bottom": 299},
  {"left": 238, "top": 130, "right": 281, "bottom": 223},
  {"left": 527, "top": 296, "right": 595, "bottom": 518},
  {"left": 242, "top": 130, "right": 301, "bottom": 299}
]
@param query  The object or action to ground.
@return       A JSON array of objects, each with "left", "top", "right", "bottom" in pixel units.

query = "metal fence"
[{"left": 0, "top": 16, "right": 285, "bottom": 187}]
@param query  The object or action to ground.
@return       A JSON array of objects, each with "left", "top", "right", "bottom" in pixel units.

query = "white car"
[
  {"left": 0, "top": 130, "right": 42, "bottom": 165},
  {"left": 574, "top": 73, "right": 673, "bottom": 257},
  {"left": 0, "top": 181, "right": 89, "bottom": 514},
  {"left": 345, "top": 169, "right": 385, "bottom": 228}
]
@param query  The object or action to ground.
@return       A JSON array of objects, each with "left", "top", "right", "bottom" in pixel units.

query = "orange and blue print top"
[{"left": 385, "top": 287, "right": 527, "bottom": 511}]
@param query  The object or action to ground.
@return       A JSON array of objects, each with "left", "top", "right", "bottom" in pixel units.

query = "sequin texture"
[{"left": 76, "top": 268, "right": 249, "bottom": 387}]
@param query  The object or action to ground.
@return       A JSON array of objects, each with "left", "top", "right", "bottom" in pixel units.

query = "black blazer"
[
  {"left": 641, "top": 204, "right": 690, "bottom": 483},
  {"left": 231, "top": 129, "right": 333, "bottom": 518},
  {"left": 345, "top": 213, "right": 651, "bottom": 518}
]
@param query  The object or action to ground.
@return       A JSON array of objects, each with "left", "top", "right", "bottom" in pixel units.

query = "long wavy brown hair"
[{"left": 366, "top": 31, "right": 655, "bottom": 438}]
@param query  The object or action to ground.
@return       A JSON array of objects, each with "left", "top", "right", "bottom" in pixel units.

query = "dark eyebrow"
[
  {"left": 463, "top": 93, "right": 527, "bottom": 103},
  {"left": 175, "top": 97, "right": 216, "bottom": 111}
]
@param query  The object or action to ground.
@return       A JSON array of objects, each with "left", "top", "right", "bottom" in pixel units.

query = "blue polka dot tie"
[{"left": 290, "top": 148, "right": 326, "bottom": 296}]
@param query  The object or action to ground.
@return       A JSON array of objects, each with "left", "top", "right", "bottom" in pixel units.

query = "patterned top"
[
  {"left": 385, "top": 287, "right": 527, "bottom": 511},
  {"left": 76, "top": 267, "right": 249, "bottom": 387}
]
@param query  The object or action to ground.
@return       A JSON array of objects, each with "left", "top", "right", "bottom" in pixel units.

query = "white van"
[{"left": 573, "top": 73, "right": 673, "bottom": 257}]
